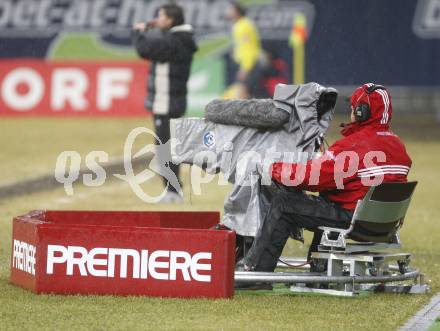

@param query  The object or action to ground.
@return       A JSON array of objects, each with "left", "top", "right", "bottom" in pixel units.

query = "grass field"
[
  {"left": 0, "top": 115, "right": 439, "bottom": 330},
  {"left": 0, "top": 117, "right": 154, "bottom": 184}
]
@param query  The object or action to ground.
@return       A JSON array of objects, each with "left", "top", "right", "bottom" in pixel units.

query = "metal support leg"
[{"left": 327, "top": 258, "right": 343, "bottom": 276}]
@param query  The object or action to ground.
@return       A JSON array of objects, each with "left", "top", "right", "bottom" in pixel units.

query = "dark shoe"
[
  {"left": 234, "top": 259, "right": 273, "bottom": 290},
  {"left": 235, "top": 258, "right": 253, "bottom": 271},
  {"left": 212, "top": 226, "right": 254, "bottom": 266}
]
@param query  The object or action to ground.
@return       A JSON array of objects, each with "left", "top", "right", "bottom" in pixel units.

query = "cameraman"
[
  {"left": 132, "top": 4, "right": 197, "bottom": 203},
  {"left": 241, "top": 84, "right": 412, "bottom": 273}
]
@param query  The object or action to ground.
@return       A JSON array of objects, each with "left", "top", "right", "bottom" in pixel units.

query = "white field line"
[
  {"left": 399, "top": 292, "right": 440, "bottom": 331},
  {"left": 40, "top": 181, "right": 127, "bottom": 209}
]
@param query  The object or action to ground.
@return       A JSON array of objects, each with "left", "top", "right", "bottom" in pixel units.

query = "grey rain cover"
[{"left": 170, "top": 83, "right": 336, "bottom": 236}]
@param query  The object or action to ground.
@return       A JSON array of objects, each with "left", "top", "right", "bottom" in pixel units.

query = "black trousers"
[
  {"left": 244, "top": 188, "right": 353, "bottom": 271},
  {"left": 153, "top": 114, "right": 181, "bottom": 193}
]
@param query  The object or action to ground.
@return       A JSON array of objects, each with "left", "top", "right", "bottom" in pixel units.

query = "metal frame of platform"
[{"left": 234, "top": 256, "right": 430, "bottom": 296}]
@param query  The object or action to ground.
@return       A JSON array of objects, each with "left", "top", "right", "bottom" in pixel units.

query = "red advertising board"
[
  {"left": 0, "top": 60, "right": 148, "bottom": 117},
  {"left": 10, "top": 210, "right": 235, "bottom": 298}
]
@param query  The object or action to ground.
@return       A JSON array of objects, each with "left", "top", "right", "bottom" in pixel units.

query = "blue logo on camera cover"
[{"left": 203, "top": 131, "right": 215, "bottom": 148}]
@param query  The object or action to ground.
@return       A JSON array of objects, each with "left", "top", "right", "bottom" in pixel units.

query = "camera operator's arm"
[
  {"left": 132, "top": 25, "right": 184, "bottom": 63},
  {"left": 271, "top": 140, "right": 357, "bottom": 192}
]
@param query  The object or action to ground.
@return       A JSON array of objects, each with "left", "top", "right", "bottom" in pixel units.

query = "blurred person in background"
[
  {"left": 226, "top": 2, "right": 268, "bottom": 99},
  {"left": 132, "top": 4, "right": 198, "bottom": 203}
]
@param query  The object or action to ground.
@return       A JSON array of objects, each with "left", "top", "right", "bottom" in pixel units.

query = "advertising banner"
[
  {"left": 0, "top": 0, "right": 313, "bottom": 116},
  {"left": 11, "top": 210, "right": 235, "bottom": 298},
  {"left": 0, "top": 0, "right": 439, "bottom": 117},
  {"left": 0, "top": 60, "right": 148, "bottom": 116}
]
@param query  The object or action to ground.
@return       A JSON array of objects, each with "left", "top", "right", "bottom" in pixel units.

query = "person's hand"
[
  {"left": 133, "top": 22, "right": 146, "bottom": 31},
  {"left": 133, "top": 20, "right": 157, "bottom": 31},
  {"left": 146, "top": 20, "right": 157, "bottom": 29}
]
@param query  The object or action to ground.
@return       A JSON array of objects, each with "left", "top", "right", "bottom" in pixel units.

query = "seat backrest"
[{"left": 348, "top": 181, "right": 417, "bottom": 243}]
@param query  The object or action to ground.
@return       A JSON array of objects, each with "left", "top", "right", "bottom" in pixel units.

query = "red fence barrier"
[
  {"left": 0, "top": 60, "right": 148, "bottom": 116},
  {"left": 10, "top": 210, "right": 235, "bottom": 298}
]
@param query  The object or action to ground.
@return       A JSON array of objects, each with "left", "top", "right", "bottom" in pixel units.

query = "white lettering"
[
  {"left": 97, "top": 68, "right": 132, "bottom": 110},
  {"left": 334, "top": 151, "right": 359, "bottom": 189},
  {"left": 12, "top": 0, "right": 37, "bottom": 27},
  {"left": 87, "top": 247, "right": 108, "bottom": 277},
  {"left": 51, "top": 68, "right": 89, "bottom": 111},
  {"left": 12, "top": 239, "right": 37, "bottom": 275},
  {"left": 107, "top": 248, "right": 140, "bottom": 278},
  {"left": 83, "top": 151, "right": 108, "bottom": 187},
  {"left": 148, "top": 250, "right": 169, "bottom": 280},
  {"left": 0, "top": 1, "right": 12, "bottom": 27},
  {"left": 66, "top": 246, "right": 88, "bottom": 276},
  {"left": 54, "top": 151, "right": 82, "bottom": 196},
  {"left": 140, "top": 249, "right": 149, "bottom": 279},
  {"left": 361, "top": 151, "right": 387, "bottom": 186},
  {"left": 45, "top": 245, "right": 212, "bottom": 282},
  {"left": 2, "top": 68, "right": 44, "bottom": 111},
  {"left": 169, "top": 251, "right": 191, "bottom": 281},
  {"left": 308, "top": 152, "right": 334, "bottom": 186},
  {"left": 191, "top": 252, "right": 212, "bottom": 282},
  {"left": 47, "top": 244, "right": 67, "bottom": 274},
  {"left": 424, "top": 0, "right": 440, "bottom": 29},
  {"left": 191, "top": 151, "right": 217, "bottom": 195}
]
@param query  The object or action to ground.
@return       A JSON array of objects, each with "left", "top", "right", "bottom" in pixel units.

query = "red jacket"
[{"left": 271, "top": 84, "right": 412, "bottom": 210}]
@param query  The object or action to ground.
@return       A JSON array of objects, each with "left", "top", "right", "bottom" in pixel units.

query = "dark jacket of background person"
[{"left": 132, "top": 24, "right": 198, "bottom": 118}]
